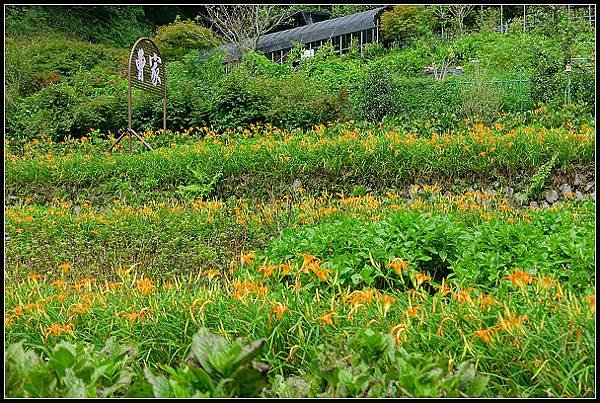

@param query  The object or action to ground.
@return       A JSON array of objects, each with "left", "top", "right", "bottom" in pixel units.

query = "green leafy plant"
[
  {"left": 5, "top": 338, "right": 137, "bottom": 398},
  {"left": 154, "top": 19, "right": 220, "bottom": 60},
  {"left": 351, "top": 66, "right": 399, "bottom": 122},
  {"left": 209, "top": 70, "right": 270, "bottom": 130},
  {"left": 177, "top": 167, "right": 222, "bottom": 199},
  {"left": 516, "top": 152, "right": 558, "bottom": 203},
  {"left": 266, "top": 330, "right": 489, "bottom": 398},
  {"left": 380, "top": 5, "right": 435, "bottom": 46},
  {"left": 460, "top": 63, "right": 503, "bottom": 123},
  {"left": 144, "top": 327, "right": 268, "bottom": 397}
]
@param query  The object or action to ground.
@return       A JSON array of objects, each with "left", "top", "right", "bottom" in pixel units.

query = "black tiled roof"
[{"left": 216, "top": 6, "right": 389, "bottom": 62}]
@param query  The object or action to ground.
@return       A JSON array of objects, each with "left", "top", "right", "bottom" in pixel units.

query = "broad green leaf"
[
  {"left": 90, "top": 363, "right": 111, "bottom": 385},
  {"left": 439, "top": 250, "right": 448, "bottom": 261},
  {"left": 466, "top": 374, "right": 489, "bottom": 397},
  {"left": 23, "top": 370, "right": 58, "bottom": 397},
  {"left": 48, "top": 342, "right": 77, "bottom": 376},
  {"left": 208, "top": 344, "right": 242, "bottom": 377},
  {"left": 187, "top": 366, "right": 214, "bottom": 393},
  {"left": 64, "top": 368, "right": 89, "bottom": 398},
  {"left": 230, "top": 338, "right": 266, "bottom": 370},
  {"left": 231, "top": 366, "right": 267, "bottom": 397},
  {"left": 143, "top": 368, "right": 174, "bottom": 398},
  {"left": 188, "top": 327, "right": 229, "bottom": 376},
  {"left": 98, "top": 371, "right": 135, "bottom": 397},
  {"left": 172, "top": 381, "right": 193, "bottom": 398}
]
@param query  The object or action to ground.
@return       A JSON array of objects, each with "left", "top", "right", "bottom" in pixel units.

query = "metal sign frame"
[{"left": 109, "top": 37, "right": 166, "bottom": 152}]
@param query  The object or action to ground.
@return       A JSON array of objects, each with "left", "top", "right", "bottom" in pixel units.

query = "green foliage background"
[{"left": 4, "top": 5, "right": 595, "bottom": 142}]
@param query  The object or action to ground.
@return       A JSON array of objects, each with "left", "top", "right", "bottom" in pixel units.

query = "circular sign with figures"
[
  {"left": 109, "top": 37, "right": 165, "bottom": 152},
  {"left": 129, "top": 38, "right": 166, "bottom": 96}
]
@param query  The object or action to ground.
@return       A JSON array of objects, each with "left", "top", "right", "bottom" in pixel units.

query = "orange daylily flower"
[
  {"left": 413, "top": 272, "right": 431, "bottom": 287},
  {"left": 317, "top": 310, "right": 336, "bottom": 326},
  {"left": 386, "top": 258, "right": 410, "bottom": 276},
  {"left": 229, "top": 280, "right": 267, "bottom": 300},
  {"left": 390, "top": 323, "right": 407, "bottom": 346},
  {"left": 203, "top": 269, "right": 220, "bottom": 280},
  {"left": 69, "top": 303, "right": 90, "bottom": 315},
  {"left": 379, "top": 294, "right": 395, "bottom": 316},
  {"left": 106, "top": 282, "right": 123, "bottom": 293},
  {"left": 506, "top": 269, "right": 533, "bottom": 287},
  {"left": 298, "top": 253, "right": 319, "bottom": 268},
  {"left": 122, "top": 308, "right": 152, "bottom": 324},
  {"left": 434, "top": 279, "right": 452, "bottom": 297},
  {"left": 536, "top": 276, "right": 556, "bottom": 289},
  {"left": 308, "top": 262, "right": 331, "bottom": 282},
  {"left": 135, "top": 278, "right": 155, "bottom": 296},
  {"left": 258, "top": 264, "right": 277, "bottom": 277},
  {"left": 123, "top": 312, "right": 143, "bottom": 324},
  {"left": 497, "top": 313, "right": 528, "bottom": 333},
  {"left": 406, "top": 305, "right": 419, "bottom": 317},
  {"left": 277, "top": 264, "right": 292, "bottom": 276},
  {"left": 473, "top": 327, "right": 496, "bottom": 344},
  {"left": 50, "top": 279, "right": 67, "bottom": 289},
  {"left": 46, "top": 322, "right": 74, "bottom": 336},
  {"left": 345, "top": 289, "right": 380, "bottom": 307},
  {"left": 478, "top": 294, "right": 498, "bottom": 309},
  {"left": 455, "top": 287, "right": 476, "bottom": 304},
  {"left": 586, "top": 295, "right": 595, "bottom": 313},
  {"left": 241, "top": 252, "right": 257, "bottom": 266},
  {"left": 272, "top": 302, "right": 289, "bottom": 319},
  {"left": 58, "top": 263, "right": 73, "bottom": 273}
]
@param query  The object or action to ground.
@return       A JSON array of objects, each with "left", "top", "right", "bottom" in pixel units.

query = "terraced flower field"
[{"left": 4, "top": 122, "right": 596, "bottom": 397}]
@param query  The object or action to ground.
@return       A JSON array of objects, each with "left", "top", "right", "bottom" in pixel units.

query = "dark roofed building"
[
  {"left": 269, "top": 9, "right": 332, "bottom": 33},
  {"left": 217, "top": 6, "right": 391, "bottom": 64}
]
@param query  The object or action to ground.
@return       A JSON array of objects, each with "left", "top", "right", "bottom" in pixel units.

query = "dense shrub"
[
  {"left": 380, "top": 5, "right": 435, "bottom": 46},
  {"left": 350, "top": 67, "right": 399, "bottom": 122},
  {"left": 72, "top": 95, "right": 127, "bottom": 136},
  {"left": 396, "top": 77, "right": 463, "bottom": 119},
  {"left": 267, "top": 73, "right": 349, "bottom": 130},
  {"left": 241, "top": 52, "right": 287, "bottom": 77},
  {"left": 359, "top": 42, "right": 387, "bottom": 60},
  {"left": 530, "top": 54, "right": 594, "bottom": 112},
  {"left": 351, "top": 68, "right": 466, "bottom": 123},
  {"left": 299, "top": 46, "right": 363, "bottom": 91},
  {"left": 5, "top": 35, "right": 127, "bottom": 99},
  {"left": 209, "top": 70, "right": 270, "bottom": 130},
  {"left": 187, "top": 49, "right": 227, "bottom": 128},
  {"left": 206, "top": 51, "right": 353, "bottom": 131},
  {"left": 450, "top": 31, "right": 558, "bottom": 79},
  {"left": 369, "top": 47, "right": 428, "bottom": 77},
  {"left": 5, "top": 5, "right": 153, "bottom": 48},
  {"left": 154, "top": 20, "right": 220, "bottom": 60},
  {"left": 8, "top": 83, "right": 79, "bottom": 142}
]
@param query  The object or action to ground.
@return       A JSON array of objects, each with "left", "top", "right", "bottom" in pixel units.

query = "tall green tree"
[{"left": 380, "top": 5, "right": 435, "bottom": 46}]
